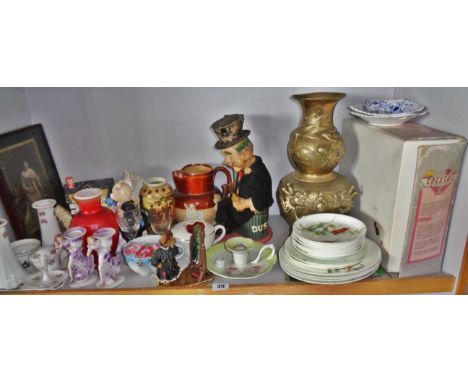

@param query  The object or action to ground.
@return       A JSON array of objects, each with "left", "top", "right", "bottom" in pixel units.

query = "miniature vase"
[
  {"left": 277, "top": 92, "right": 357, "bottom": 225},
  {"left": 0, "top": 219, "right": 26, "bottom": 289},
  {"left": 31, "top": 199, "right": 61, "bottom": 247},
  {"left": 140, "top": 177, "right": 175, "bottom": 234},
  {"left": 70, "top": 188, "right": 119, "bottom": 261}
]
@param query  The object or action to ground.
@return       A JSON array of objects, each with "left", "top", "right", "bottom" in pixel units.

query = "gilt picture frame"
[{"left": 0, "top": 124, "right": 65, "bottom": 239}]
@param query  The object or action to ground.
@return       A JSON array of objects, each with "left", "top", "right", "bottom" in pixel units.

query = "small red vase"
[{"left": 70, "top": 188, "right": 119, "bottom": 264}]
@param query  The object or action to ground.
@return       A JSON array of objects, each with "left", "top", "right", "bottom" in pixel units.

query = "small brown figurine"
[
  {"left": 151, "top": 231, "right": 181, "bottom": 284},
  {"left": 168, "top": 221, "right": 214, "bottom": 286}
]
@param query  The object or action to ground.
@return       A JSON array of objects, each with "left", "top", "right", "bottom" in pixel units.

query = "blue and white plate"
[
  {"left": 349, "top": 99, "right": 425, "bottom": 116},
  {"left": 349, "top": 109, "right": 427, "bottom": 126}
]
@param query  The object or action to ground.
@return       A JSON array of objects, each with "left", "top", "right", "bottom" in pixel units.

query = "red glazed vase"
[
  {"left": 70, "top": 188, "right": 119, "bottom": 264},
  {"left": 172, "top": 164, "right": 232, "bottom": 223}
]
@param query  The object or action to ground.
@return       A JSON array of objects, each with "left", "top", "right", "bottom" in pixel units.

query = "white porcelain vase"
[
  {"left": 0, "top": 219, "right": 26, "bottom": 289},
  {"left": 32, "top": 199, "right": 61, "bottom": 247}
]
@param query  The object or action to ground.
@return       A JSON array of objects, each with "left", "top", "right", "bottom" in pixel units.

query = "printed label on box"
[
  {"left": 404, "top": 142, "right": 464, "bottom": 264},
  {"left": 407, "top": 176, "right": 455, "bottom": 263}
]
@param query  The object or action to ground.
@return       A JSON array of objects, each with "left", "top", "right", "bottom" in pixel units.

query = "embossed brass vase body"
[{"left": 278, "top": 92, "right": 357, "bottom": 225}]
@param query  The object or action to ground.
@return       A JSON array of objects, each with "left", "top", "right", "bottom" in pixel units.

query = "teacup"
[
  {"left": 11, "top": 238, "right": 41, "bottom": 273},
  {"left": 225, "top": 237, "right": 275, "bottom": 269},
  {"left": 172, "top": 220, "right": 226, "bottom": 256}
]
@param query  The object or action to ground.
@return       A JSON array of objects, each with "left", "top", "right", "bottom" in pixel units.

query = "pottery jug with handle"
[{"left": 172, "top": 163, "right": 232, "bottom": 223}]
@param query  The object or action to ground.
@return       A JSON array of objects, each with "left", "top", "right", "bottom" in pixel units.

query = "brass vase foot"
[{"left": 278, "top": 171, "right": 357, "bottom": 226}]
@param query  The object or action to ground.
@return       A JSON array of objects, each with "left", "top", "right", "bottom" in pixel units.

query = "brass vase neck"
[{"left": 292, "top": 92, "right": 345, "bottom": 129}]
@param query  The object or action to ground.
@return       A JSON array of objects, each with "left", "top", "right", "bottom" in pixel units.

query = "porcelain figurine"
[
  {"left": 110, "top": 180, "right": 133, "bottom": 205},
  {"left": 55, "top": 227, "right": 97, "bottom": 288},
  {"left": 172, "top": 163, "right": 232, "bottom": 223},
  {"left": 168, "top": 221, "right": 214, "bottom": 286},
  {"left": 87, "top": 228, "right": 125, "bottom": 288},
  {"left": 150, "top": 232, "right": 181, "bottom": 284},
  {"left": 210, "top": 114, "right": 273, "bottom": 239},
  {"left": 123, "top": 170, "right": 144, "bottom": 204}
]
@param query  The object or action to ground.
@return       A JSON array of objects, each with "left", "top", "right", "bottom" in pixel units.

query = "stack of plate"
[
  {"left": 279, "top": 214, "right": 381, "bottom": 284},
  {"left": 348, "top": 99, "right": 427, "bottom": 127}
]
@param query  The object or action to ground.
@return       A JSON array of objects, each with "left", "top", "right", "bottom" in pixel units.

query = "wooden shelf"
[
  {"left": 2, "top": 217, "right": 462, "bottom": 295},
  {"left": 4, "top": 273, "right": 455, "bottom": 295}
]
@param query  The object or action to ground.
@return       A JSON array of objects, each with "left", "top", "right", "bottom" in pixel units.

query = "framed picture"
[{"left": 0, "top": 124, "right": 66, "bottom": 239}]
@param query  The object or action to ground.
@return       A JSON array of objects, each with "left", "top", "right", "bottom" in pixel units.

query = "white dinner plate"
[
  {"left": 292, "top": 213, "right": 366, "bottom": 244},
  {"left": 284, "top": 237, "right": 366, "bottom": 270},
  {"left": 279, "top": 238, "right": 381, "bottom": 282}
]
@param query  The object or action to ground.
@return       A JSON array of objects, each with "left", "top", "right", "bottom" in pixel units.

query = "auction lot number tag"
[{"left": 212, "top": 282, "right": 229, "bottom": 291}]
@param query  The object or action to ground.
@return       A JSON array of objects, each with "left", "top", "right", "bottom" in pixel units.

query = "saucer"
[
  {"left": 207, "top": 241, "right": 277, "bottom": 280},
  {"left": 23, "top": 270, "right": 68, "bottom": 290}
]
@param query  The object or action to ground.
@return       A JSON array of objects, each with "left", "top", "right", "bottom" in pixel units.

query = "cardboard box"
[{"left": 340, "top": 119, "right": 466, "bottom": 277}]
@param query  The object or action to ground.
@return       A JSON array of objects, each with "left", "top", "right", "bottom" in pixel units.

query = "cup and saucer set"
[{"left": 206, "top": 237, "right": 276, "bottom": 280}]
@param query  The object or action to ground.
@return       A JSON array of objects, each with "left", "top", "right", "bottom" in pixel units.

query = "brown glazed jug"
[{"left": 172, "top": 164, "right": 232, "bottom": 223}]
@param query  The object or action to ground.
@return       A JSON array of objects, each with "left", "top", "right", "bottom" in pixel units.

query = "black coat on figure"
[{"left": 215, "top": 156, "right": 273, "bottom": 232}]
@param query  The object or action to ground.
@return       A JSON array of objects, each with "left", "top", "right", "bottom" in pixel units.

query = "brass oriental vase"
[{"left": 277, "top": 92, "right": 357, "bottom": 225}]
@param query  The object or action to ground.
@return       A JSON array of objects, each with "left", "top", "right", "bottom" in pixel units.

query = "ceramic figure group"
[
  {"left": 210, "top": 114, "right": 274, "bottom": 239},
  {"left": 87, "top": 227, "right": 125, "bottom": 288},
  {"left": 55, "top": 227, "right": 97, "bottom": 288}
]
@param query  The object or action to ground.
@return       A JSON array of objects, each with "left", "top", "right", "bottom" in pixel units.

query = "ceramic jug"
[
  {"left": 0, "top": 219, "right": 26, "bottom": 289},
  {"left": 31, "top": 199, "right": 61, "bottom": 247},
  {"left": 172, "top": 164, "right": 232, "bottom": 223}
]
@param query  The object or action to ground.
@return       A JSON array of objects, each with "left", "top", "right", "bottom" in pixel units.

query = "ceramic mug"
[{"left": 225, "top": 237, "right": 275, "bottom": 269}]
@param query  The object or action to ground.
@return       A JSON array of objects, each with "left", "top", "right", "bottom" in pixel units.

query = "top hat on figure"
[{"left": 211, "top": 114, "right": 250, "bottom": 150}]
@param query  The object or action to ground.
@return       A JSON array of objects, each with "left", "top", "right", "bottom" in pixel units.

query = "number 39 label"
[{"left": 212, "top": 282, "right": 229, "bottom": 291}]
